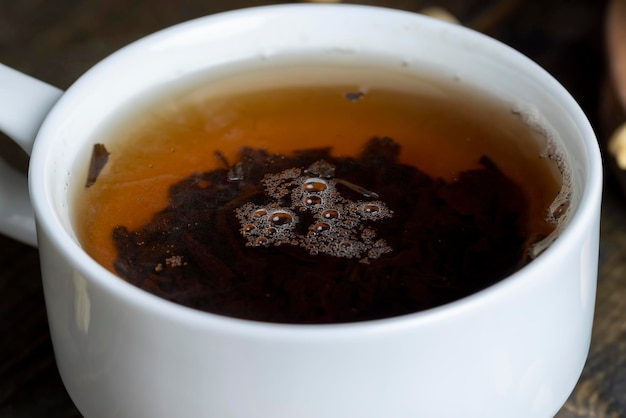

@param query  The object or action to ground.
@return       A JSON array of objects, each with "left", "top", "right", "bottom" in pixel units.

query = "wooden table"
[{"left": 1, "top": 0, "right": 623, "bottom": 416}]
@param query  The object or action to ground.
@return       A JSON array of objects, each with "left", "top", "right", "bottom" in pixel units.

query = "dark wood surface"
[{"left": 0, "top": 0, "right": 622, "bottom": 416}]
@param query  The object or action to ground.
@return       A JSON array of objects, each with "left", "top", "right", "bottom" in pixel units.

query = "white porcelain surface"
[
  {"left": 0, "top": 4, "right": 601, "bottom": 418},
  {"left": 0, "top": 64, "right": 62, "bottom": 245}
]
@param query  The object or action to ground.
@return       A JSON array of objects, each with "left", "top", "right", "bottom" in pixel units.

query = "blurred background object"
[{"left": 605, "top": 0, "right": 626, "bottom": 196}]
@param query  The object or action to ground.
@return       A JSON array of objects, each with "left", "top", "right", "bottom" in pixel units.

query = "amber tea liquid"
[{"left": 71, "top": 61, "right": 567, "bottom": 321}]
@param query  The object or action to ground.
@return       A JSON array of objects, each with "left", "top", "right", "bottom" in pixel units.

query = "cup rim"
[{"left": 28, "top": 3, "right": 603, "bottom": 336}]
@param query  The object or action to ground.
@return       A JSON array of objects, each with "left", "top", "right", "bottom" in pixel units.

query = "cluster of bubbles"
[
  {"left": 511, "top": 102, "right": 573, "bottom": 259},
  {"left": 235, "top": 164, "right": 393, "bottom": 261}
]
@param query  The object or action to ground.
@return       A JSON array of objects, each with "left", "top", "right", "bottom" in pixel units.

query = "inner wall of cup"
[{"left": 42, "top": 8, "right": 588, "bottom": 259}]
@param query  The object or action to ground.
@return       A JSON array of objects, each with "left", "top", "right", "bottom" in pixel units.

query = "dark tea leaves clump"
[{"left": 113, "top": 137, "right": 531, "bottom": 324}]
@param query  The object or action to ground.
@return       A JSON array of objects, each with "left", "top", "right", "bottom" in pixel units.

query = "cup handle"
[{"left": 0, "top": 63, "right": 64, "bottom": 246}]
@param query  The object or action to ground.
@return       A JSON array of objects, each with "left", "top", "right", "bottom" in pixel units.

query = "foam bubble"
[
  {"left": 236, "top": 203, "right": 298, "bottom": 248},
  {"left": 234, "top": 161, "right": 394, "bottom": 260},
  {"left": 510, "top": 102, "right": 574, "bottom": 258}
]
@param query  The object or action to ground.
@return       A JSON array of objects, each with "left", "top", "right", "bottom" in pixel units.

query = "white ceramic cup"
[{"left": 0, "top": 4, "right": 602, "bottom": 418}]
